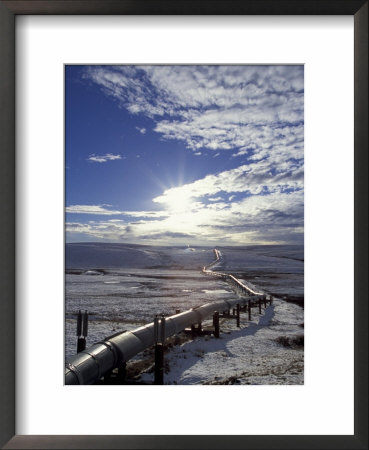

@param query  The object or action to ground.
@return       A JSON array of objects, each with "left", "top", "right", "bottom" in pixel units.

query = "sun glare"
[{"left": 164, "top": 189, "right": 193, "bottom": 213}]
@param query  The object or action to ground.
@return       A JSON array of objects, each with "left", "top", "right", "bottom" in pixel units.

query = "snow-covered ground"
[
  {"left": 65, "top": 243, "right": 304, "bottom": 384},
  {"left": 65, "top": 268, "right": 236, "bottom": 358},
  {"left": 140, "top": 298, "right": 303, "bottom": 385}
]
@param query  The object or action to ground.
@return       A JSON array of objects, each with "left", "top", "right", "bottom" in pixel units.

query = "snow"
[
  {"left": 140, "top": 298, "right": 303, "bottom": 385},
  {"left": 65, "top": 243, "right": 304, "bottom": 385},
  {"left": 202, "top": 289, "right": 230, "bottom": 295}
]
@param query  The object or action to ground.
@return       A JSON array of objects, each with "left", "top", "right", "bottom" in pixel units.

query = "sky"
[{"left": 65, "top": 65, "right": 304, "bottom": 246}]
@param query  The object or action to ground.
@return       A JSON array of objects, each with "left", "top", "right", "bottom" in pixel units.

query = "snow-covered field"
[
  {"left": 65, "top": 267, "right": 236, "bottom": 358},
  {"left": 65, "top": 243, "right": 304, "bottom": 384},
  {"left": 141, "top": 299, "right": 303, "bottom": 385}
]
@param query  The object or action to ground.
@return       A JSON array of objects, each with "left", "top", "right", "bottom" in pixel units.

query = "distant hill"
[{"left": 65, "top": 242, "right": 214, "bottom": 270}]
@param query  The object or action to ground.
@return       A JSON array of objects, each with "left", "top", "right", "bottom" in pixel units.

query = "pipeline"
[
  {"left": 202, "top": 248, "right": 264, "bottom": 296},
  {"left": 65, "top": 248, "right": 265, "bottom": 385},
  {"left": 65, "top": 295, "right": 262, "bottom": 385}
]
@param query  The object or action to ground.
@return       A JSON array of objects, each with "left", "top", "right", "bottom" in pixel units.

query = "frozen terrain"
[
  {"left": 141, "top": 299, "right": 303, "bottom": 385},
  {"left": 65, "top": 243, "right": 304, "bottom": 384}
]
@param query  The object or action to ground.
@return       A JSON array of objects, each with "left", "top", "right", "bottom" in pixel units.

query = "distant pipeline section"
[
  {"left": 65, "top": 248, "right": 265, "bottom": 385},
  {"left": 202, "top": 248, "right": 264, "bottom": 296}
]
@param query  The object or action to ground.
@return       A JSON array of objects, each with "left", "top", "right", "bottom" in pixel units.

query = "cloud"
[
  {"left": 139, "top": 231, "right": 195, "bottom": 240},
  {"left": 66, "top": 188, "right": 303, "bottom": 245},
  {"left": 66, "top": 186, "right": 303, "bottom": 245},
  {"left": 66, "top": 204, "right": 169, "bottom": 218},
  {"left": 74, "top": 65, "right": 304, "bottom": 245},
  {"left": 84, "top": 65, "right": 303, "bottom": 157},
  {"left": 66, "top": 205, "right": 124, "bottom": 215},
  {"left": 85, "top": 66, "right": 304, "bottom": 212},
  {"left": 122, "top": 210, "right": 168, "bottom": 219},
  {"left": 87, "top": 153, "right": 122, "bottom": 163},
  {"left": 153, "top": 160, "right": 303, "bottom": 206}
]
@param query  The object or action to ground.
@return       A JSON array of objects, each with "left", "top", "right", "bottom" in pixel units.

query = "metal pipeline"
[
  {"left": 65, "top": 295, "right": 262, "bottom": 385},
  {"left": 203, "top": 269, "right": 264, "bottom": 296}
]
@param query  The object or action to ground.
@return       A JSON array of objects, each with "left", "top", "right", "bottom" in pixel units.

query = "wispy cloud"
[
  {"left": 66, "top": 204, "right": 169, "bottom": 219},
  {"left": 136, "top": 127, "right": 146, "bottom": 134},
  {"left": 87, "top": 153, "right": 122, "bottom": 163},
  {"left": 66, "top": 205, "right": 124, "bottom": 215},
  {"left": 153, "top": 160, "right": 303, "bottom": 205},
  {"left": 84, "top": 65, "right": 303, "bottom": 158}
]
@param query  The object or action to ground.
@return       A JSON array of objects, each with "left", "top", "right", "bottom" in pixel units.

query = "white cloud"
[
  {"left": 122, "top": 210, "right": 168, "bottom": 219},
  {"left": 66, "top": 188, "right": 303, "bottom": 245},
  {"left": 87, "top": 153, "right": 122, "bottom": 163},
  {"left": 66, "top": 204, "right": 168, "bottom": 219},
  {"left": 136, "top": 127, "right": 146, "bottom": 134},
  {"left": 66, "top": 205, "right": 124, "bottom": 215},
  {"left": 85, "top": 65, "right": 303, "bottom": 156},
  {"left": 153, "top": 160, "right": 303, "bottom": 206}
]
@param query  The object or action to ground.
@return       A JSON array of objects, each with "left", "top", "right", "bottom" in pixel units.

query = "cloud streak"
[
  {"left": 66, "top": 204, "right": 168, "bottom": 218},
  {"left": 87, "top": 153, "right": 122, "bottom": 163}
]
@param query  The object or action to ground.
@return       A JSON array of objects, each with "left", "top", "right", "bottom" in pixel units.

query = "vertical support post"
[
  {"left": 76, "top": 310, "right": 87, "bottom": 353},
  {"left": 154, "top": 344, "right": 164, "bottom": 385},
  {"left": 103, "top": 369, "right": 112, "bottom": 384},
  {"left": 232, "top": 308, "right": 235, "bottom": 316},
  {"left": 213, "top": 311, "right": 220, "bottom": 338},
  {"left": 82, "top": 310, "right": 88, "bottom": 337},
  {"left": 198, "top": 322, "right": 202, "bottom": 334},
  {"left": 117, "top": 362, "right": 127, "bottom": 384},
  {"left": 77, "top": 337, "right": 85, "bottom": 353},
  {"left": 259, "top": 298, "right": 262, "bottom": 314},
  {"left": 248, "top": 300, "right": 251, "bottom": 320},
  {"left": 154, "top": 316, "right": 166, "bottom": 385},
  {"left": 270, "top": 296, "right": 273, "bottom": 305},
  {"left": 76, "top": 310, "right": 82, "bottom": 337},
  {"left": 154, "top": 316, "right": 159, "bottom": 344},
  {"left": 236, "top": 303, "right": 240, "bottom": 328},
  {"left": 264, "top": 296, "right": 267, "bottom": 308},
  {"left": 160, "top": 316, "right": 166, "bottom": 344},
  {"left": 191, "top": 324, "right": 196, "bottom": 339}
]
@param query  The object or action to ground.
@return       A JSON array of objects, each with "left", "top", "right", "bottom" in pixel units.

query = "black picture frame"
[{"left": 0, "top": 1, "right": 367, "bottom": 449}]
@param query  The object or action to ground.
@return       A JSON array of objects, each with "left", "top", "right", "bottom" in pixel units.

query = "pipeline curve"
[{"left": 202, "top": 248, "right": 264, "bottom": 296}]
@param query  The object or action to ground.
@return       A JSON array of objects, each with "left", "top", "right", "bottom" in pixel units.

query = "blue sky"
[{"left": 65, "top": 65, "right": 304, "bottom": 246}]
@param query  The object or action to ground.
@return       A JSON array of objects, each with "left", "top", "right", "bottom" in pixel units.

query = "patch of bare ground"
[
  {"left": 275, "top": 295, "right": 304, "bottom": 307},
  {"left": 275, "top": 334, "right": 304, "bottom": 348}
]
